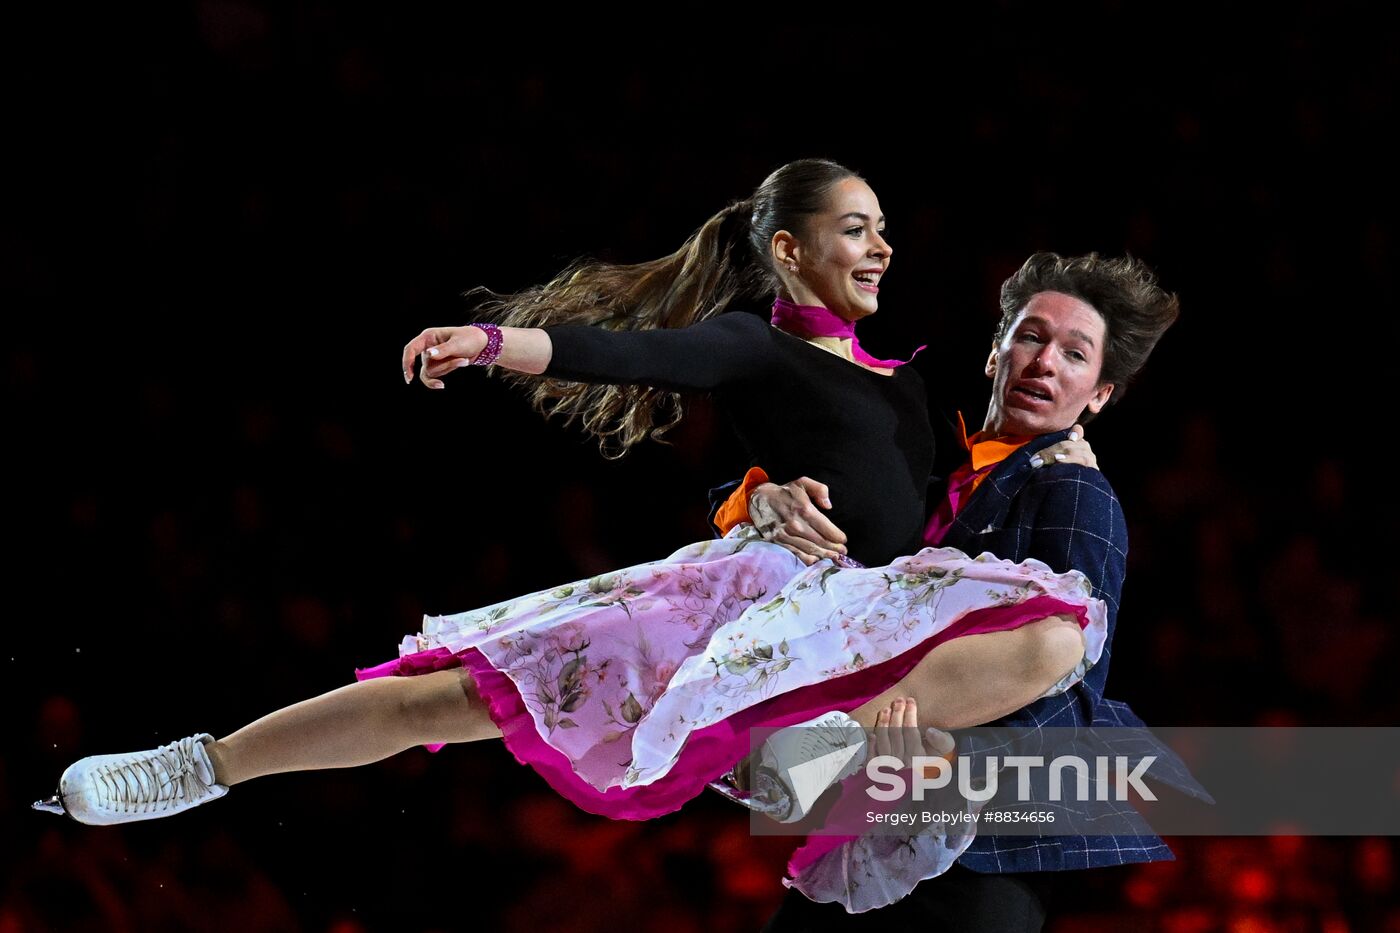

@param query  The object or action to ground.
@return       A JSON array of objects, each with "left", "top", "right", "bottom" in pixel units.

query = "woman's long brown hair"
[{"left": 470, "top": 159, "right": 860, "bottom": 457}]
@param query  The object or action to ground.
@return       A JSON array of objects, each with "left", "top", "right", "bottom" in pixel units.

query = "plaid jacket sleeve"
[{"left": 1002, "top": 464, "right": 1126, "bottom": 730}]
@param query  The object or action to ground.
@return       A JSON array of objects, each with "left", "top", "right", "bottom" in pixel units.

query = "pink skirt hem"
[{"left": 353, "top": 593, "right": 1087, "bottom": 823}]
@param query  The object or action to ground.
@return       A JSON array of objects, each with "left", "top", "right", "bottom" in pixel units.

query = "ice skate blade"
[{"left": 32, "top": 795, "right": 66, "bottom": 817}]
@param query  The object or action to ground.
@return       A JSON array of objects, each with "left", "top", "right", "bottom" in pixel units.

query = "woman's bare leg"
[
  {"left": 850, "top": 614, "right": 1086, "bottom": 731},
  {"left": 728, "top": 614, "right": 1086, "bottom": 796},
  {"left": 204, "top": 668, "right": 500, "bottom": 786}
]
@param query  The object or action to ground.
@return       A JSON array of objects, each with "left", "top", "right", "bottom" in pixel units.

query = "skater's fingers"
[
  {"left": 417, "top": 332, "right": 480, "bottom": 389},
  {"left": 1033, "top": 438, "right": 1098, "bottom": 470},
  {"left": 426, "top": 330, "right": 485, "bottom": 365},
  {"left": 402, "top": 332, "right": 427, "bottom": 383},
  {"left": 419, "top": 358, "right": 446, "bottom": 390},
  {"left": 879, "top": 708, "right": 901, "bottom": 762},
  {"left": 772, "top": 532, "right": 841, "bottom": 565},
  {"left": 895, "top": 697, "right": 918, "bottom": 730},
  {"left": 874, "top": 708, "right": 892, "bottom": 757},
  {"left": 765, "top": 479, "right": 845, "bottom": 547},
  {"left": 768, "top": 505, "right": 845, "bottom": 554},
  {"left": 1032, "top": 425, "right": 1097, "bottom": 470},
  {"left": 778, "top": 481, "right": 815, "bottom": 512},
  {"left": 792, "top": 476, "right": 833, "bottom": 510},
  {"left": 876, "top": 711, "right": 903, "bottom": 761},
  {"left": 781, "top": 519, "right": 843, "bottom": 556},
  {"left": 403, "top": 328, "right": 451, "bottom": 384},
  {"left": 418, "top": 344, "right": 452, "bottom": 390},
  {"left": 768, "top": 535, "right": 817, "bottom": 565},
  {"left": 800, "top": 508, "right": 848, "bottom": 550},
  {"left": 888, "top": 699, "right": 908, "bottom": 761},
  {"left": 899, "top": 698, "right": 923, "bottom": 756},
  {"left": 776, "top": 528, "right": 844, "bottom": 563},
  {"left": 422, "top": 356, "right": 473, "bottom": 379}
]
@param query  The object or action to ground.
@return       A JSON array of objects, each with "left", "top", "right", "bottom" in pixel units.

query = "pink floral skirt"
[{"left": 355, "top": 527, "right": 1106, "bottom": 911}]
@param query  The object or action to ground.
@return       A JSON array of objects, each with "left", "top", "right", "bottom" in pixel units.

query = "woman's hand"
[
  {"left": 748, "top": 477, "right": 849, "bottom": 566},
  {"left": 1030, "top": 423, "right": 1099, "bottom": 470},
  {"left": 401, "top": 326, "right": 489, "bottom": 389}
]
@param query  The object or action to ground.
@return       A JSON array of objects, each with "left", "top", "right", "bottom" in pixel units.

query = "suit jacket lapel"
[{"left": 945, "top": 428, "right": 1075, "bottom": 544}]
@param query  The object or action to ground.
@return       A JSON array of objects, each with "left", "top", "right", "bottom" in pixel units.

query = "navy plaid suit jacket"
[{"left": 937, "top": 428, "right": 1204, "bottom": 873}]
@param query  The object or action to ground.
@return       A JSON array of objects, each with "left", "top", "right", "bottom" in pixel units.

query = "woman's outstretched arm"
[{"left": 404, "top": 311, "right": 773, "bottom": 393}]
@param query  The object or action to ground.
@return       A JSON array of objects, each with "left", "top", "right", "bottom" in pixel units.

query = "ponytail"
[{"left": 471, "top": 159, "right": 859, "bottom": 457}]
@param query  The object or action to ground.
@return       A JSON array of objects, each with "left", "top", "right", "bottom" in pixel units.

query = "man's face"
[{"left": 984, "top": 291, "right": 1115, "bottom": 436}]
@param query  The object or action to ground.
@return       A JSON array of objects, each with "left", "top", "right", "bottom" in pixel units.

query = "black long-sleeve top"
[{"left": 543, "top": 310, "right": 935, "bottom": 567}]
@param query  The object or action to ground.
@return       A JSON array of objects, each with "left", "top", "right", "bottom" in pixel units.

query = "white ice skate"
[
  {"left": 713, "top": 710, "right": 869, "bottom": 823},
  {"left": 33, "top": 733, "right": 228, "bottom": 825}
]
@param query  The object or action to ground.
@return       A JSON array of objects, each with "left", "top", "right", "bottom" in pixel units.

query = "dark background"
[{"left": 4, "top": 5, "right": 1397, "bottom": 931}]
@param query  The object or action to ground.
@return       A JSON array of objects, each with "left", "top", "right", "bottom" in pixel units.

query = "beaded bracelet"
[{"left": 468, "top": 322, "right": 503, "bottom": 367}]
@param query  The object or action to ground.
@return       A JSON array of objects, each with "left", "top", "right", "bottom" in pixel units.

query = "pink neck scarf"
[{"left": 770, "top": 297, "right": 925, "bottom": 369}]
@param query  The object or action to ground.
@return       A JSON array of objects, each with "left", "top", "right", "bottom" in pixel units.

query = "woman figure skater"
[{"left": 35, "top": 159, "right": 1107, "bottom": 910}]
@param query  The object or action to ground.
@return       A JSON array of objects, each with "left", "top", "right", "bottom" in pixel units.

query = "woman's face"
[{"left": 779, "top": 177, "right": 892, "bottom": 322}]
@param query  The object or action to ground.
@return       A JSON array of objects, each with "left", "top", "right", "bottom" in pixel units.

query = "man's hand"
[
  {"left": 870, "top": 697, "right": 957, "bottom": 781},
  {"left": 748, "top": 476, "right": 849, "bottom": 565}
]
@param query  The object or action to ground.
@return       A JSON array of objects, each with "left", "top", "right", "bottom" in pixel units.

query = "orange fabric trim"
[
  {"left": 955, "top": 411, "right": 1034, "bottom": 497},
  {"left": 715, "top": 466, "right": 769, "bottom": 535}
]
